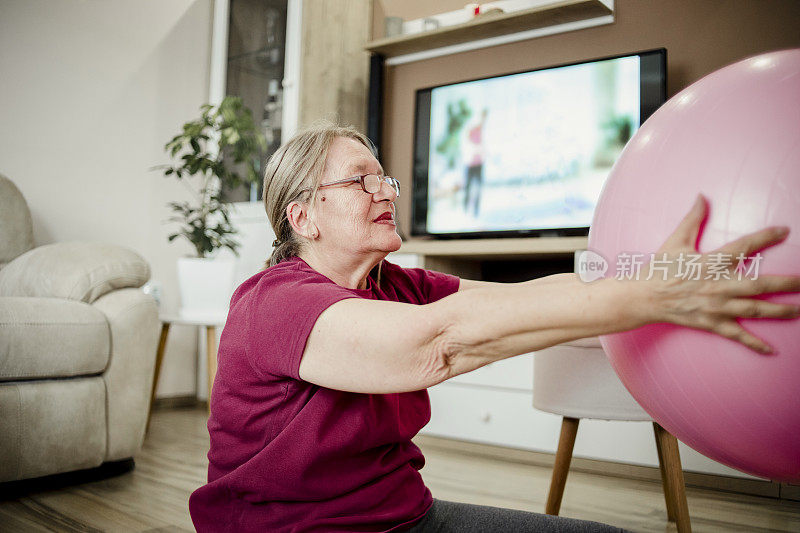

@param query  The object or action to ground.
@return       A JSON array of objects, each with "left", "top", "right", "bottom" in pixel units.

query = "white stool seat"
[{"left": 533, "top": 336, "right": 652, "bottom": 421}]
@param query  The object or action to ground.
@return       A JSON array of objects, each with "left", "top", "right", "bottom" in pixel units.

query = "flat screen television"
[{"left": 411, "top": 48, "right": 666, "bottom": 239}]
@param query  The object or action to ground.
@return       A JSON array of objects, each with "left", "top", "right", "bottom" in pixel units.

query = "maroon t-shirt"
[{"left": 188, "top": 256, "right": 460, "bottom": 532}]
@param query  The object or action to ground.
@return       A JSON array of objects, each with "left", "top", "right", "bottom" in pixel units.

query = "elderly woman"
[{"left": 189, "top": 124, "right": 800, "bottom": 532}]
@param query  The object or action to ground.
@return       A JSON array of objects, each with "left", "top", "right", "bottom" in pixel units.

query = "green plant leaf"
[{"left": 155, "top": 96, "right": 267, "bottom": 256}]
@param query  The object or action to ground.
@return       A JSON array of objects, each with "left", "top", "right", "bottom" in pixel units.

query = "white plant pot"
[{"left": 177, "top": 257, "right": 236, "bottom": 322}]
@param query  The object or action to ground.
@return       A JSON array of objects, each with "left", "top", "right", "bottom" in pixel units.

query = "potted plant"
[{"left": 155, "top": 96, "right": 266, "bottom": 320}]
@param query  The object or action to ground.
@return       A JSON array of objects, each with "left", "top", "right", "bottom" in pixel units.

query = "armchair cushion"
[
  {"left": 0, "top": 297, "right": 110, "bottom": 381},
  {"left": 0, "top": 242, "right": 150, "bottom": 303}
]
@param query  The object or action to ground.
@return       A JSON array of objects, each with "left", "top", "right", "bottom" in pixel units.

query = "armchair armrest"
[
  {"left": 0, "top": 242, "right": 150, "bottom": 303},
  {"left": 92, "top": 288, "right": 160, "bottom": 460}
]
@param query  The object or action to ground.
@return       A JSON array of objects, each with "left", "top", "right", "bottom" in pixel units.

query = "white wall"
[{"left": 0, "top": 0, "right": 215, "bottom": 398}]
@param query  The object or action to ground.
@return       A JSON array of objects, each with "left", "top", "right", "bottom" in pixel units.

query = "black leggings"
[
  {"left": 463, "top": 164, "right": 483, "bottom": 216},
  {"left": 405, "top": 499, "right": 629, "bottom": 532}
]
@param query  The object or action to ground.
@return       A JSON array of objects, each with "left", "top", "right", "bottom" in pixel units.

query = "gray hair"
[{"left": 262, "top": 121, "right": 376, "bottom": 268}]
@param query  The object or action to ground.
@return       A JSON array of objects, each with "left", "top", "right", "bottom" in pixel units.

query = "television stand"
[
  {"left": 397, "top": 235, "right": 586, "bottom": 280},
  {"left": 396, "top": 235, "right": 586, "bottom": 283},
  {"left": 399, "top": 236, "right": 586, "bottom": 258}
]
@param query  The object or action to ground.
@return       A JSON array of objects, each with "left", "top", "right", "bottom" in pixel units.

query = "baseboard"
[
  {"left": 781, "top": 482, "right": 800, "bottom": 502},
  {"left": 412, "top": 434, "right": 787, "bottom": 501},
  {"left": 152, "top": 395, "right": 205, "bottom": 410}
]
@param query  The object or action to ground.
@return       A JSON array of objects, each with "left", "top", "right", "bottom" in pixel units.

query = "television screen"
[{"left": 412, "top": 49, "right": 666, "bottom": 239}]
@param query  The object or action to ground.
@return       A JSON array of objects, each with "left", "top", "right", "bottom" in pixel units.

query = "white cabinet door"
[
  {"left": 423, "top": 381, "right": 561, "bottom": 452},
  {"left": 447, "top": 353, "right": 534, "bottom": 391}
]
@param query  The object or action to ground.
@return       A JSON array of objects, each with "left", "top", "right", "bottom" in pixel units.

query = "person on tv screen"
[
  {"left": 188, "top": 122, "right": 800, "bottom": 532},
  {"left": 464, "top": 108, "right": 488, "bottom": 217}
]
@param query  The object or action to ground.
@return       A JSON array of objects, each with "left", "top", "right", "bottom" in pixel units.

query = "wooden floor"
[{"left": 1, "top": 407, "right": 799, "bottom": 532}]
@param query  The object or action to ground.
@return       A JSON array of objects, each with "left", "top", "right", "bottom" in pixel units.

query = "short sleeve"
[
  {"left": 396, "top": 266, "right": 460, "bottom": 304},
  {"left": 243, "top": 268, "right": 362, "bottom": 381}
]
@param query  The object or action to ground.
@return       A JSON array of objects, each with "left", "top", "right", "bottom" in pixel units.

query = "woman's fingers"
[
  {"left": 711, "top": 226, "right": 790, "bottom": 259},
  {"left": 659, "top": 194, "right": 708, "bottom": 252},
  {"left": 714, "top": 274, "right": 800, "bottom": 297},
  {"left": 715, "top": 297, "right": 800, "bottom": 320},
  {"left": 711, "top": 320, "right": 775, "bottom": 354}
]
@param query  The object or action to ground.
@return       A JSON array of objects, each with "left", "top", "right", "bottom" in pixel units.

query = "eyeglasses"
[{"left": 300, "top": 174, "right": 400, "bottom": 198}]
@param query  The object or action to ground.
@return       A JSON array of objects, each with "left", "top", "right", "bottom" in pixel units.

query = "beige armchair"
[{"left": 0, "top": 174, "right": 160, "bottom": 483}]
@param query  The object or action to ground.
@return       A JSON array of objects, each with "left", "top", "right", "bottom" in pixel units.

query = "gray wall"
[{"left": 0, "top": 0, "right": 215, "bottom": 398}]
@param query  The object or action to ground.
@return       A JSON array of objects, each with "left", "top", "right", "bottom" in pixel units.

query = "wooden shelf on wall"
[
  {"left": 365, "top": 0, "right": 612, "bottom": 58},
  {"left": 398, "top": 236, "right": 588, "bottom": 260}
]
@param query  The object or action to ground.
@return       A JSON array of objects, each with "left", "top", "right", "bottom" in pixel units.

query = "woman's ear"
[{"left": 286, "top": 201, "right": 319, "bottom": 240}]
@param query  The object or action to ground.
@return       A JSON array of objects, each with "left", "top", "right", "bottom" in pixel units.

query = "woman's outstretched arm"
[
  {"left": 301, "top": 197, "right": 800, "bottom": 394},
  {"left": 429, "top": 273, "right": 647, "bottom": 381},
  {"left": 300, "top": 273, "right": 635, "bottom": 394}
]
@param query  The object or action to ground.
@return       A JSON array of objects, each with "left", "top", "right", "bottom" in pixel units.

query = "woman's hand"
[{"left": 634, "top": 194, "right": 800, "bottom": 354}]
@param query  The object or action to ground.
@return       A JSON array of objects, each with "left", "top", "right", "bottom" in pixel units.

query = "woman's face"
[{"left": 310, "top": 136, "right": 402, "bottom": 257}]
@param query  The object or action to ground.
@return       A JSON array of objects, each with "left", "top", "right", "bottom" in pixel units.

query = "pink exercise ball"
[{"left": 588, "top": 49, "right": 800, "bottom": 482}]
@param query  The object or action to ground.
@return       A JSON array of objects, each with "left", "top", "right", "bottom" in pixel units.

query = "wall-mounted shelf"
[
  {"left": 365, "top": 0, "right": 612, "bottom": 59},
  {"left": 399, "top": 236, "right": 587, "bottom": 260}
]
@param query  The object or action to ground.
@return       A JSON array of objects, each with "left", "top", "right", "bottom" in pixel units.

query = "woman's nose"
[{"left": 374, "top": 178, "right": 398, "bottom": 201}]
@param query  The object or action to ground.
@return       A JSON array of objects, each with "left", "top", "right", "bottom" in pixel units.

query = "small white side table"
[{"left": 147, "top": 314, "right": 226, "bottom": 430}]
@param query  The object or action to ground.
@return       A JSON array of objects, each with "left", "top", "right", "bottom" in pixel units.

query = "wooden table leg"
[
  {"left": 545, "top": 416, "right": 580, "bottom": 516},
  {"left": 146, "top": 322, "right": 170, "bottom": 433},
  {"left": 206, "top": 325, "right": 218, "bottom": 413},
  {"left": 654, "top": 421, "right": 677, "bottom": 522},
  {"left": 653, "top": 422, "right": 692, "bottom": 532}
]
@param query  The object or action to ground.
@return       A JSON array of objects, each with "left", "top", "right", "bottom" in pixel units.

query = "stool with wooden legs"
[
  {"left": 146, "top": 315, "right": 225, "bottom": 433},
  {"left": 533, "top": 337, "right": 692, "bottom": 533}
]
